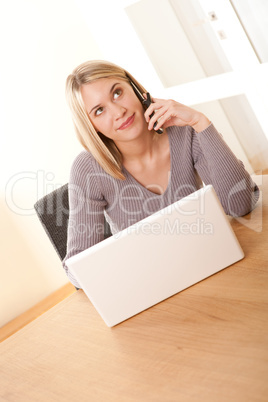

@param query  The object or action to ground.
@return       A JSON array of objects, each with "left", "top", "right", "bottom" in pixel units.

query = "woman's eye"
[
  {"left": 95, "top": 107, "right": 104, "bottom": 116},
  {"left": 113, "top": 89, "right": 122, "bottom": 99}
]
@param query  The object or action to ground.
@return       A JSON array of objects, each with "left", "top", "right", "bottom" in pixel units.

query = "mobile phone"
[{"left": 129, "top": 80, "right": 163, "bottom": 134}]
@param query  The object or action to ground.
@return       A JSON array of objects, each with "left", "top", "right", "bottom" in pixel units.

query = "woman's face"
[{"left": 80, "top": 77, "right": 148, "bottom": 145}]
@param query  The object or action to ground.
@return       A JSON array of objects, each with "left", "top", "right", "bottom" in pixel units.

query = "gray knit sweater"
[{"left": 63, "top": 124, "right": 259, "bottom": 287}]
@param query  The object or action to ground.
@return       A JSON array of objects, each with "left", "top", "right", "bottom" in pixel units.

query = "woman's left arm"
[{"left": 145, "top": 98, "right": 259, "bottom": 217}]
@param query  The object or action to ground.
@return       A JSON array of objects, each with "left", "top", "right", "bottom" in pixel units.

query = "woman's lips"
[{"left": 118, "top": 114, "right": 135, "bottom": 130}]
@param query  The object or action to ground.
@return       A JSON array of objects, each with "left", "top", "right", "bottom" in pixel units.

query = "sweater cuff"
[{"left": 195, "top": 122, "right": 224, "bottom": 144}]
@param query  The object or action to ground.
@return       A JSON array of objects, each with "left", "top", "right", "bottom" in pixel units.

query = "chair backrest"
[{"left": 34, "top": 183, "right": 112, "bottom": 261}]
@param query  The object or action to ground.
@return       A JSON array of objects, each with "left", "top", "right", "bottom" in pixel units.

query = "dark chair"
[{"left": 34, "top": 183, "right": 112, "bottom": 262}]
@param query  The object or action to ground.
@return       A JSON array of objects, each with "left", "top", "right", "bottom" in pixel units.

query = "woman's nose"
[{"left": 111, "top": 103, "right": 126, "bottom": 119}]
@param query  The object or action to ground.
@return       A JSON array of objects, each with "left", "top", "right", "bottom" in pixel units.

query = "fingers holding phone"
[
  {"left": 128, "top": 78, "right": 163, "bottom": 134},
  {"left": 144, "top": 98, "right": 210, "bottom": 132},
  {"left": 142, "top": 93, "right": 163, "bottom": 134}
]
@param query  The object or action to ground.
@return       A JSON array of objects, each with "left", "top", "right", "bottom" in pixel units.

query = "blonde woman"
[{"left": 64, "top": 60, "right": 259, "bottom": 288}]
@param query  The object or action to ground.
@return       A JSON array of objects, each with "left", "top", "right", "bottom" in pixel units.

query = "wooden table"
[{"left": 1, "top": 176, "right": 268, "bottom": 402}]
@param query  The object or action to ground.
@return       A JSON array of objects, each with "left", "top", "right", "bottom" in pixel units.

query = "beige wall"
[{"left": 0, "top": 0, "right": 102, "bottom": 326}]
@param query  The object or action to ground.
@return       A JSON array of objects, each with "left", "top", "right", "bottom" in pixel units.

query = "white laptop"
[{"left": 66, "top": 185, "right": 244, "bottom": 327}]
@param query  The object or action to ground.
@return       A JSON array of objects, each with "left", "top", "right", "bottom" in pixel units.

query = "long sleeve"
[
  {"left": 191, "top": 124, "right": 259, "bottom": 216},
  {"left": 62, "top": 152, "right": 107, "bottom": 288},
  {"left": 63, "top": 124, "right": 259, "bottom": 287}
]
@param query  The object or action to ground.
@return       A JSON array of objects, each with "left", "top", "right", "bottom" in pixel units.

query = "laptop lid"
[{"left": 66, "top": 185, "right": 244, "bottom": 327}]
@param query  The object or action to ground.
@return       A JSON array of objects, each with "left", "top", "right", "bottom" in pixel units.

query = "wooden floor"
[{"left": 0, "top": 283, "right": 76, "bottom": 342}]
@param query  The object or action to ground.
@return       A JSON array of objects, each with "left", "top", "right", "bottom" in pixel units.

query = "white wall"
[{"left": 0, "top": 0, "right": 103, "bottom": 326}]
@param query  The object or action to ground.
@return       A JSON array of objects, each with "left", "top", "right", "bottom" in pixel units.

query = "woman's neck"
[{"left": 117, "top": 131, "right": 162, "bottom": 167}]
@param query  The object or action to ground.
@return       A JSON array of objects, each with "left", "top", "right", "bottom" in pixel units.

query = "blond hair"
[{"left": 65, "top": 60, "right": 148, "bottom": 180}]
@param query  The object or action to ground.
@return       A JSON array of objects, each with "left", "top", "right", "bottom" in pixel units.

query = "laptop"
[{"left": 66, "top": 185, "right": 244, "bottom": 327}]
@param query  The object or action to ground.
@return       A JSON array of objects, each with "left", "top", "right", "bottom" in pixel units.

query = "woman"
[{"left": 63, "top": 60, "right": 259, "bottom": 288}]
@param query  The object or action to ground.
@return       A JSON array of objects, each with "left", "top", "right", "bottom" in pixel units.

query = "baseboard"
[{"left": 0, "top": 283, "right": 76, "bottom": 342}]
